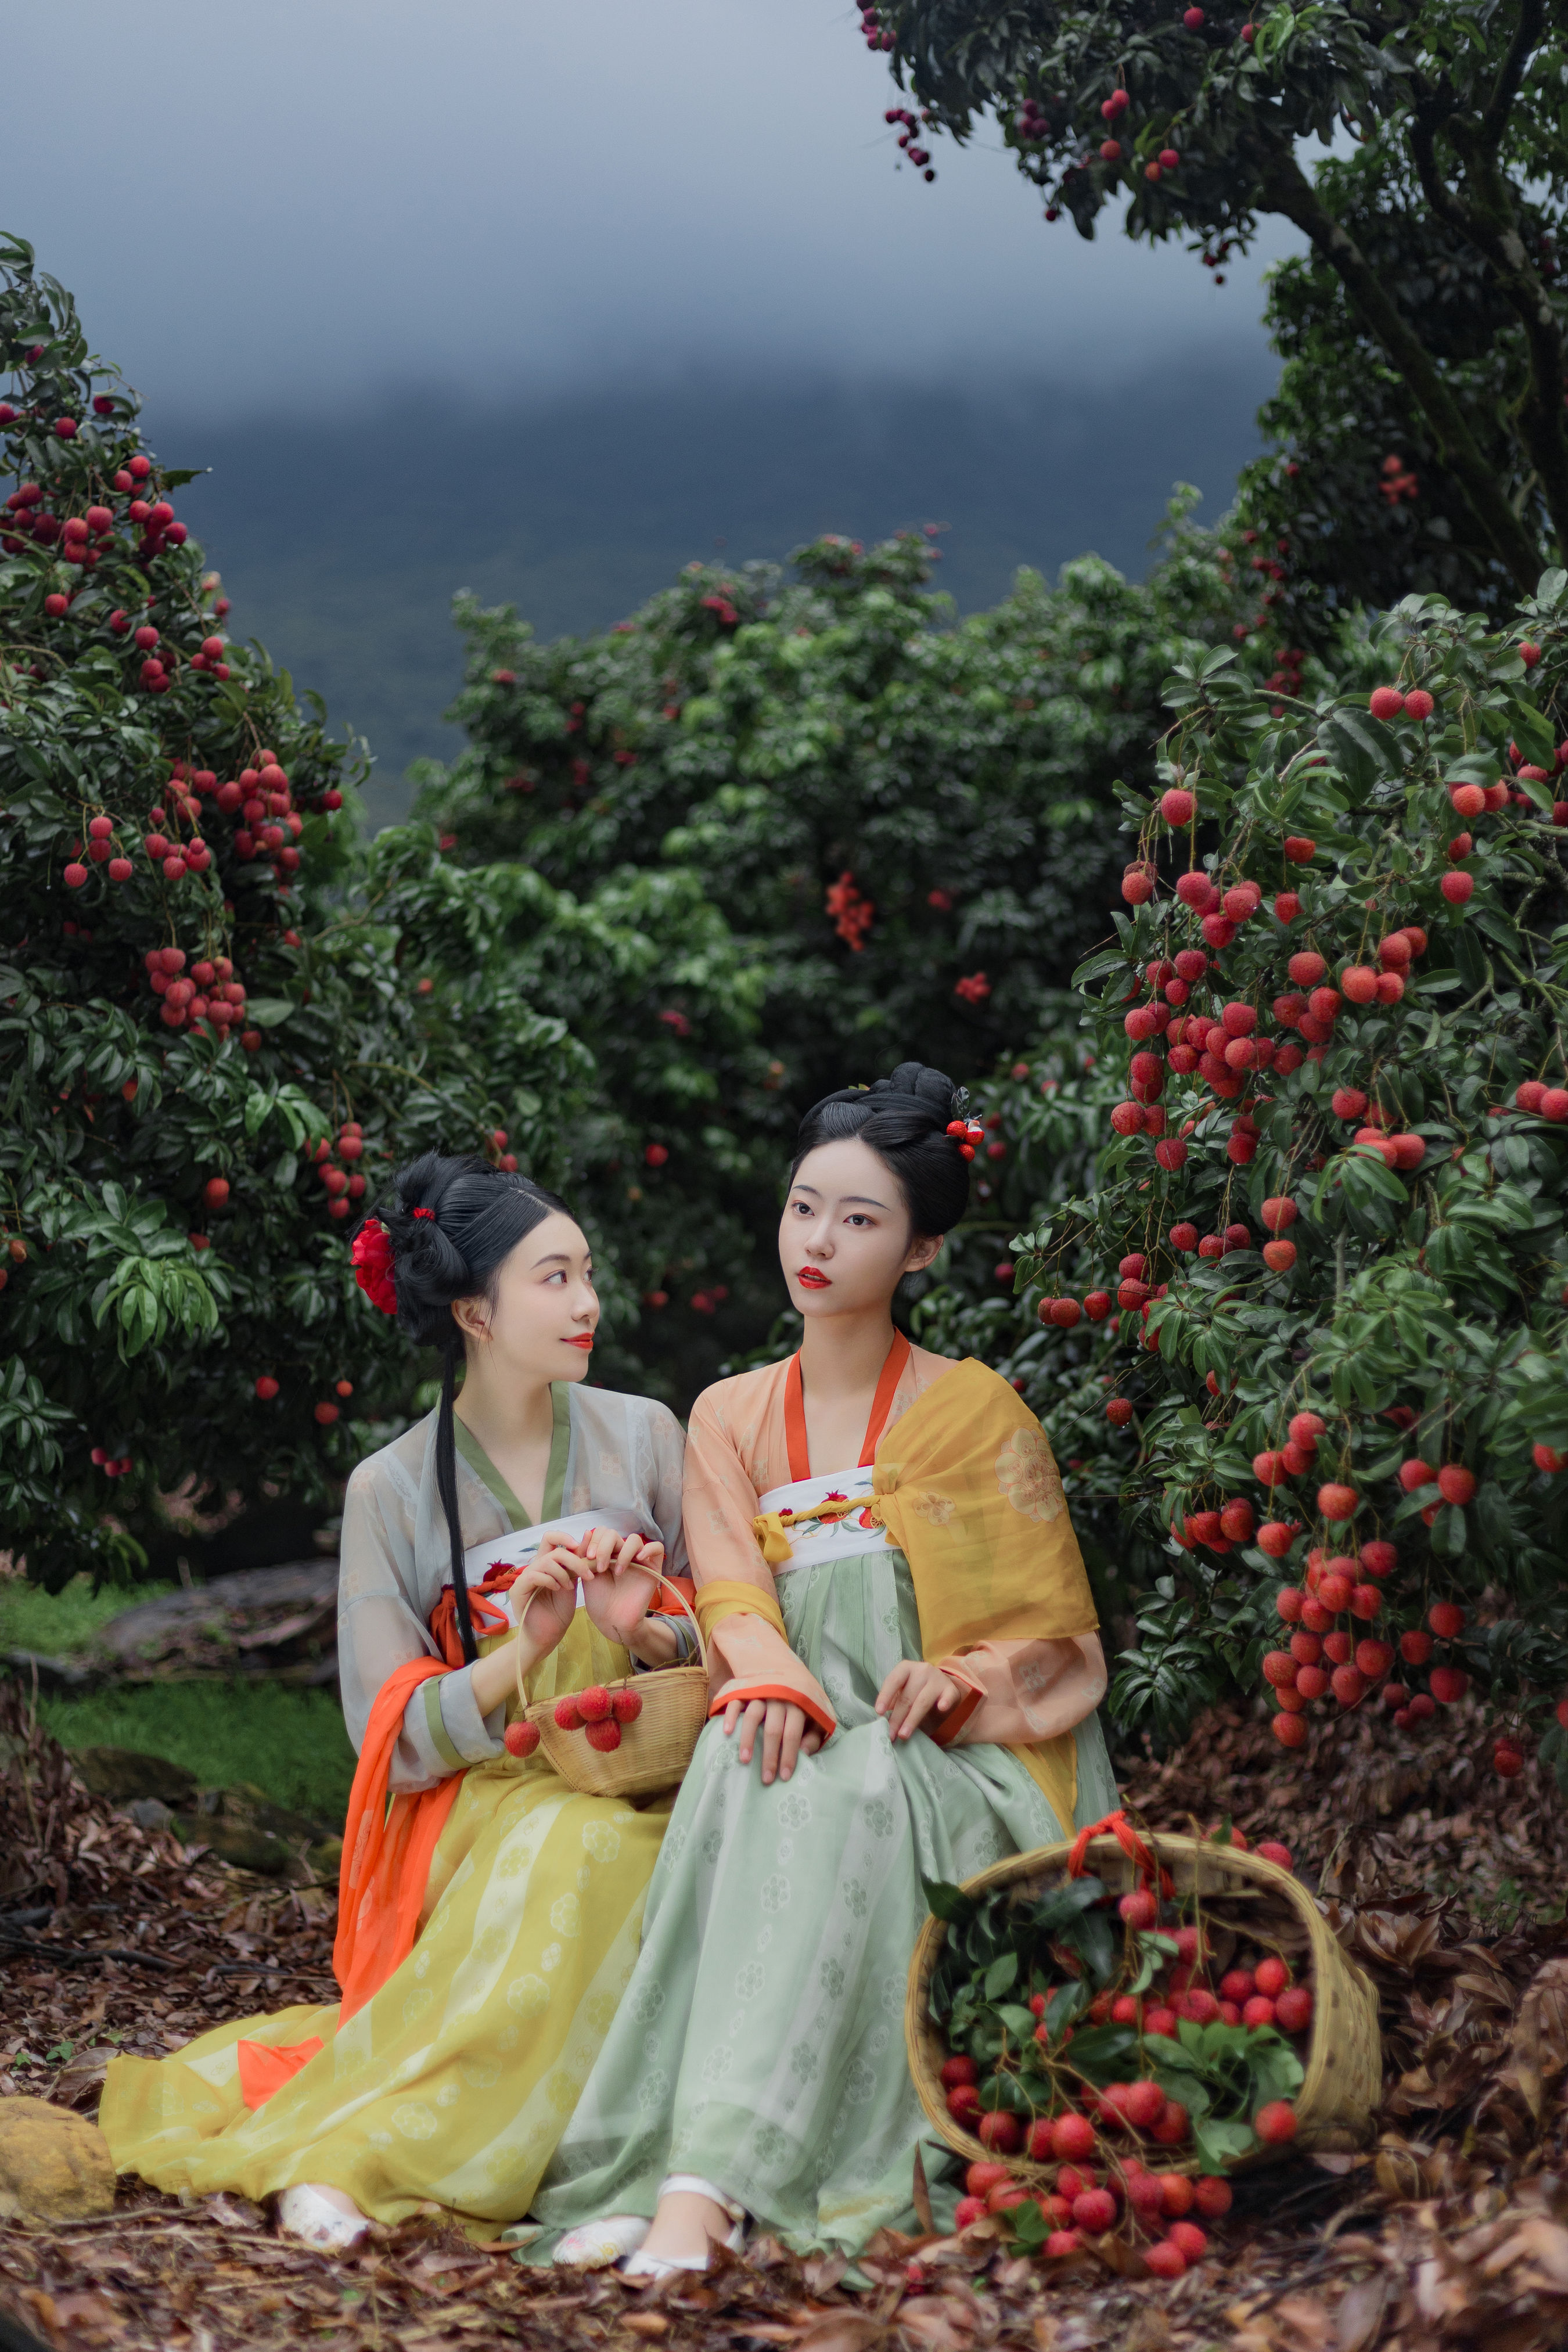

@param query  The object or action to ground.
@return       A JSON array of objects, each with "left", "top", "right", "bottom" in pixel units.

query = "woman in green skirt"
[{"left": 530, "top": 1063, "right": 1116, "bottom": 2272}]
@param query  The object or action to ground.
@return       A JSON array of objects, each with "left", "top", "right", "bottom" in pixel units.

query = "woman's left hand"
[
  {"left": 875, "top": 1659, "right": 962, "bottom": 1742},
  {"left": 578, "top": 1529, "right": 665, "bottom": 1648}
]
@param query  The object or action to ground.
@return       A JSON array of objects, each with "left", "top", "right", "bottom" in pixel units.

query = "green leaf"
[
  {"left": 1193, "top": 2116, "right": 1256, "bottom": 2170},
  {"left": 984, "top": 1950, "right": 1020, "bottom": 2001}
]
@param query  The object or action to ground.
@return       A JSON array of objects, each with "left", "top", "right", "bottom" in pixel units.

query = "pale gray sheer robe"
[{"left": 336, "top": 1385, "right": 687, "bottom": 1796}]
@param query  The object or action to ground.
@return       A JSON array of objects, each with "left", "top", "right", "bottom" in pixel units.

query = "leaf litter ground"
[{"left": 2, "top": 1681, "right": 1567, "bottom": 2352}]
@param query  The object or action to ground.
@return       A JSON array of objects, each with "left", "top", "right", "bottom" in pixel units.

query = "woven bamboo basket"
[
  {"left": 905, "top": 1828, "right": 1381, "bottom": 2179},
  {"left": 519, "top": 1575, "right": 710, "bottom": 1800}
]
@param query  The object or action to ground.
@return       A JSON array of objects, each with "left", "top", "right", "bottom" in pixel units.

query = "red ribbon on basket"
[{"left": 1066, "top": 1808, "right": 1175, "bottom": 1898}]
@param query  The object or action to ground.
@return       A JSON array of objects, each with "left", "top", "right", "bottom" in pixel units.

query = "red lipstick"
[
  {"left": 565, "top": 1334, "right": 594, "bottom": 1348},
  {"left": 797, "top": 1268, "right": 830, "bottom": 1289}
]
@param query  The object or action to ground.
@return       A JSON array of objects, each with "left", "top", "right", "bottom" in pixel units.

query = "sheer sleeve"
[
  {"left": 683, "top": 1387, "right": 782, "bottom": 1606},
  {"left": 643, "top": 1398, "right": 689, "bottom": 1580},
  {"left": 683, "top": 1381, "right": 836, "bottom": 1733},
  {"left": 937, "top": 1634, "right": 1108, "bottom": 1747},
  {"left": 336, "top": 1435, "right": 505, "bottom": 1794}
]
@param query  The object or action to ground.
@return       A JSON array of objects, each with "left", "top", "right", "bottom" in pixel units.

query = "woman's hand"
[
  {"left": 721, "top": 1696, "right": 823, "bottom": 1785},
  {"left": 876, "top": 1659, "right": 962, "bottom": 1742},
  {"left": 509, "top": 1538, "right": 583, "bottom": 1655},
  {"left": 467, "top": 1543, "right": 581, "bottom": 1720},
  {"left": 578, "top": 1528, "right": 666, "bottom": 1648}
]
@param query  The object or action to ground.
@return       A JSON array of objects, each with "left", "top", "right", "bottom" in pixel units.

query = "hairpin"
[
  {"left": 945, "top": 1119, "right": 985, "bottom": 1163},
  {"left": 411, "top": 1206, "right": 436, "bottom": 1221}
]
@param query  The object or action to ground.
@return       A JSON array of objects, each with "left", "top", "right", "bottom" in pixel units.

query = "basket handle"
[
  {"left": 511, "top": 1551, "right": 708, "bottom": 1716},
  {"left": 1066, "top": 1808, "right": 1175, "bottom": 1898}
]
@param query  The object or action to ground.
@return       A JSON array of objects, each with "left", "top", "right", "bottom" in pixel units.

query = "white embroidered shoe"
[
  {"left": 555, "top": 2213, "right": 652, "bottom": 2268},
  {"left": 618, "top": 2176, "right": 746, "bottom": 2278},
  {"left": 276, "top": 2182, "right": 371, "bottom": 2251}
]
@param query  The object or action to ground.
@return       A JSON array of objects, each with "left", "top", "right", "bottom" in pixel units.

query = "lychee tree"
[
  {"left": 864, "top": 3, "right": 1568, "bottom": 632},
  {"left": 0, "top": 238, "right": 663, "bottom": 1588},
  {"left": 414, "top": 505, "right": 1249, "bottom": 1114},
  {"left": 945, "top": 584, "right": 1568, "bottom": 1775}
]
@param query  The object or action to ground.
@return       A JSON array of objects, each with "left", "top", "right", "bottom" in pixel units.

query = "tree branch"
[
  {"left": 1482, "top": 0, "right": 1546, "bottom": 149},
  {"left": 1410, "top": 93, "right": 1568, "bottom": 559},
  {"left": 1258, "top": 149, "right": 1544, "bottom": 594}
]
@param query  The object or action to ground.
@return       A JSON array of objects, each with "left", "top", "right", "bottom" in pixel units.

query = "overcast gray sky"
[{"left": 0, "top": 0, "right": 1295, "bottom": 414}]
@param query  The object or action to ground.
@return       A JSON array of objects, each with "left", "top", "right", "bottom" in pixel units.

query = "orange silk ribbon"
[
  {"left": 235, "top": 2035, "right": 325, "bottom": 2110},
  {"left": 333, "top": 1656, "right": 464, "bottom": 2022}
]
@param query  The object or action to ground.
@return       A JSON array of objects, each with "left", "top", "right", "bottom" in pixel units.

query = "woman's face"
[
  {"left": 779, "top": 1138, "right": 943, "bottom": 1322},
  {"left": 452, "top": 1211, "right": 598, "bottom": 1386}
]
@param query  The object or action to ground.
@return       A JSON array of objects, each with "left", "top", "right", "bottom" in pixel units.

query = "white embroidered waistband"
[
  {"left": 754, "top": 1469, "right": 889, "bottom": 1573},
  {"left": 463, "top": 1507, "right": 656, "bottom": 1614}
]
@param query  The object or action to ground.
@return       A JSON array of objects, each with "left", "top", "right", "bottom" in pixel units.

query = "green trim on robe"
[{"left": 452, "top": 1386, "right": 572, "bottom": 1529}]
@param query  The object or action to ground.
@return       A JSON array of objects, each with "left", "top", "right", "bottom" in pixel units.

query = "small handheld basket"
[{"left": 519, "top": 1575, "right": 710, "bottom": 1801}]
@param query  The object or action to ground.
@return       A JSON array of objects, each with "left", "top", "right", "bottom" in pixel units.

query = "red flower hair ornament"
[{"left": 352, "top": 1219, "right": 398, "bottom": 1315}]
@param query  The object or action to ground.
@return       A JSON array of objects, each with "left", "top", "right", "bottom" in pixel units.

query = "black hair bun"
[{"left": 883, "top": 1062, "right": 963, "bottom": 1122}]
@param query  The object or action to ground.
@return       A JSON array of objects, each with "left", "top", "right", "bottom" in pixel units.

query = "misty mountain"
[{"left": 167, "top": 354, "right": 1276, "bottom": 826}]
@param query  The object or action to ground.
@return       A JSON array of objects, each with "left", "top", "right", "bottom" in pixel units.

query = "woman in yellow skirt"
[{"left": 100, "top": 1153, "right": 692, "bottom": 2246}]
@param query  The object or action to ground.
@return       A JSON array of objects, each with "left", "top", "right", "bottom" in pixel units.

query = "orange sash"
[
  {"left": 332, "top": 1657, "right": 463, "bottom": 2022},
  {"left": 235, "top": 2035, "right": 324, "bottom": 2110}
]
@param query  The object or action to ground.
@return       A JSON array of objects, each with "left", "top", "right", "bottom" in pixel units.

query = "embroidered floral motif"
[
  {"left": 995, "top": 1426, "right": 1065, "bottom": 1523},
  {"left": 909, "top": 1490, "right": 958, "bottom": 1527}
]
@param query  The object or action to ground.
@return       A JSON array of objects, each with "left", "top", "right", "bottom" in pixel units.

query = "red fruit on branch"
[
  {"left": 585, "top": 1720, "right": 622, "bottom": 1752},
  {"left": 1534, "top": 1443, "right": 1567, "bottom": 1473},
  {"left": 1318, "top": 1482, "right": 1358, "bottom": 1521},
  {"left": 577, "top": 1685, "right": 612, "bottom": 1724},
  {"left": 1442, "top": 871, "right": 1476, "bottom": 905},
  {"left": 1368, "top": 687, "right": 1405, "bottom": 720},
  {"left": 504, "top": 1720, "right": 541, "bottom": 1757},
  {"left": 313, "top": 1401, "right": 339, "bottom": 1425},
  {"left": 1436, "top": 1465, "right": 1476, "bottom": 1505},
  {"left": 1283, "top": 836, "right": 1315, "bottom": 862},
  {"left": 1106, "top": 1398, "right": 1135, "bottom": 1427},
  {"left": 254, "top": 1376, "right": 279, "bottom": 1400},
  {"left": 1428, "top": 1601, "right": 1465, "bottom": 1638},
  {"left": 1160, "top": 787, "right": 1195, "bottom": 825},
  {"left": 553, "top": 1696, "right": 584, "bottom": 1730},
  {"left": 1403, "top": 689, "right": 1434, "bottom": 721},
  {"left": 1430, "top": 1665, "right": 1469, "bottom": 1703},
  {"left": 977, "top": 2111, "right": 1022, "bottom": 2153},
  {"left": 1084, "top": 1289, "right": 1112, "bottom": 1319}
]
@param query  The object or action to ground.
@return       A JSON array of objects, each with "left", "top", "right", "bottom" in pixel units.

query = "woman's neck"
[
  {"left": 798, "top": 1306, "right": 898, "bottom": 1402},
  {"left": 451, "top": 1356, "right": 558, "bottom": 1509},
  {"left": 797, "top": 1307, "right": 900, "bottom": 1476}
]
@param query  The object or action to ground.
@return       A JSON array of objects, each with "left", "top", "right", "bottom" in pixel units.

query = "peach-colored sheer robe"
[{"left": 684, "top": 1346, "right": 1106, "bottom": 1742}]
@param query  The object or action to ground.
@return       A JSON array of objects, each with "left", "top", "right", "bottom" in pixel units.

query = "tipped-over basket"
[
  {"left": 519, "top": 1574, "right": 710, "bottom": 1801},
  {"left": 905, "top": 1822, "right": 1381, "bottom": 2178}
]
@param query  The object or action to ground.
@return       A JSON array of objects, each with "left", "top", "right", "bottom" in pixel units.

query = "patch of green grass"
[
  {"left": 37, "top": 1682, "right": 357, "bottom": 1828},
  {"left": 0, "top": 1571, "right": 177, "bottom": 1656}
]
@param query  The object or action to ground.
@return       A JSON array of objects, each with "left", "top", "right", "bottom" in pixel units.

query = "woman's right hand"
[
  {"left": 721, "top": 1695, "right": 823, "bottom": 1785},
  {"left": 509, "top": 1539, "right": 582, "bottom": 1657}
]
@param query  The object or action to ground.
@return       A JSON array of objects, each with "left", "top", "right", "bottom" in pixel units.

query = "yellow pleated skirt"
[{"left": 99, "top": 1734, "right": 672, "bottom": 2232}]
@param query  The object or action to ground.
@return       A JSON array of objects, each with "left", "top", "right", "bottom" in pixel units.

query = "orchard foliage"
[
  {"left": 870, "top": 3, "right": 1568, "bottom": 628},
  {"left": 416, "top": 504, "right": 1248, "bottom": 1110},
  {"left": 0, "top": 240, "right": 681, "bottom": 1588},
  {"left": 939, "top": 584, "right": 1568, "bottom": 1766}
]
